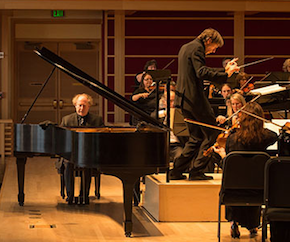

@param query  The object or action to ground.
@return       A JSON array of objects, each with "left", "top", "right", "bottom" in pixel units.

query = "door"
[{"left": 15, "top": 41, "right": 101, "bottom": 124}]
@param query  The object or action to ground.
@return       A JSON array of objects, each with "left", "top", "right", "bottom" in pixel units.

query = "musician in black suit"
[
  {"left": 170, "top": 28, "right": 239, "bottom": 180},
  {"left": 60, "top": 93, "right": 104, "bottom": 204}
]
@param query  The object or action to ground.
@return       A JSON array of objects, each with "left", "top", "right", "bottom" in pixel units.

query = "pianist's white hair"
[{"left": 72, "top": 93, "right": 93, "bottom": 106}]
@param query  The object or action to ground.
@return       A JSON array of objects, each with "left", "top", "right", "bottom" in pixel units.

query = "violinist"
[
  {"left": 234, "top": 72, "right": 254, "bottom": 95},
  {"left": 134, "top": 59, "right": 157, "bottom": 88},
  {"left": 220, "top": 83, "right": 233, "bottom": 100},
  {"left": 213, "top": 102, "right": 277, "bottom": 239},
  {"left": 131, "top": 72, "right": 157, "bottom": 115},
  {"left": 216, "top": 93, "right": 246, "bottom": 127}
]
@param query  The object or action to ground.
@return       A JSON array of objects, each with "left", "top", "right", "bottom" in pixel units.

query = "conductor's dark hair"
[{"left": 198, "top": 28, "right": 224, "bottom": 47}]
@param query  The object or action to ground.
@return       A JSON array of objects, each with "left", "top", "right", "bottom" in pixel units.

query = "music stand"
[
  {"left": 171, "top": 108, "right": 190, "bottom": 136},
  {"left": 147, "top": 69, "right": 171, "bottom": 83},
  {"left": 147, "top": 69, "right": 172, "bottom": 183},
  {"left": 264, "top": 72, "right": 290, "bottom": 83},
  {"left": 147, "top": 69, "right": 172, "bottom": 121}
]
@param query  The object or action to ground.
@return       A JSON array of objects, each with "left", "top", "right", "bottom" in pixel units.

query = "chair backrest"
[
  {"left": 264, "top": 157, "right": 290, "bottom": 208},
  {"left": 222, "top": 151, "right": 270, "bottom": 190}
]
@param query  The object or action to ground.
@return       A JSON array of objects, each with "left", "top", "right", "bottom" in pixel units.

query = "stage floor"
[{"left": 0, "top": 157, "right": 269, "bottom": 242}]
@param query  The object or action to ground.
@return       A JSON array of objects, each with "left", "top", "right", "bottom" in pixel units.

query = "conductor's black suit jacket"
[{"left": 175, "top": 38, "right": 228, "bottom": 121}]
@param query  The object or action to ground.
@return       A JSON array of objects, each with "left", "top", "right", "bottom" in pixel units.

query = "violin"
[
  {"left": 203, "top": 122, "right": 240, "bottom": 157},
  {"left": 242, "top": 83, "right": 254, "bottom": 93},
  {"left": 183, "top": 118, "right": 240, "bottom": 157},
  {"left": 282, "top": 122, "right": 290, "bottom": 134}
]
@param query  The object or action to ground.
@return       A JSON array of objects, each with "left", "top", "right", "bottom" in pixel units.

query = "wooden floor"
[{"left": 0, "top": 157, "right": 270, "bottom": 242}]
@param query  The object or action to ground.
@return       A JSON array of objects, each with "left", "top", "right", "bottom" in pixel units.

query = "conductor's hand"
[{"left": 225, "top": 58, "right": 240, "bottom": 77}]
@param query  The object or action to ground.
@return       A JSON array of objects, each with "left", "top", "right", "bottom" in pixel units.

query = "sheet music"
[
  {"left": 265, "top": 119, "right": 290, "bottom": 151},
  {"left": 249, "top": 84, "right": 286, "bottom": 95}
]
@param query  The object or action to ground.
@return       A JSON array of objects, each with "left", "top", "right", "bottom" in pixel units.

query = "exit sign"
[{"left": 52, "top": 10, "right": 64, "bottom": 18}]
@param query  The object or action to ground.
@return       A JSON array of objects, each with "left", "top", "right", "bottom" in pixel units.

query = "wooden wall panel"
[
  {"left": 104, "top": 11, "right": 235, "bottom": 123},
  {"left": 244, "top": 12, "right": 290, "bottom": 80}
]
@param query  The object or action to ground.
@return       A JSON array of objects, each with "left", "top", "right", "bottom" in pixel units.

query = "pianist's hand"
[{"left": 39, "top": 120, "right": 57, "bottom": 130}]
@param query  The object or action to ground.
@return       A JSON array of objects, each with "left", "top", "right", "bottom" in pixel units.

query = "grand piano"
[{"left": 14, "top": 47, "right": 169, "bottom": 237}]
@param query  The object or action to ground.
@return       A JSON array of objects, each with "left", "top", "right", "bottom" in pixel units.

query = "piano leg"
[
  {"left": 121, "top": 176, "right": 139, "bottom": 237},
  {"left": 16, "top": 157, "right": 26, "bottom": 206},
  {"left": 112, "top": 169, "right": 155, "bottom": 237},
  {"left": 103, "top": 168, "right": 157, "bottom": 237}
]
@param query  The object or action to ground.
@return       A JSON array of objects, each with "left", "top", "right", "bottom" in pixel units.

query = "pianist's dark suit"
[
  {"left": 61, "top": 112, "right": 103, "bottom": 127},
  {"left": 60, "top": 112, "right": 104, "bottom": 203},
  {"left": 172, "top": 38, "right": 228, "bottom": 178}
]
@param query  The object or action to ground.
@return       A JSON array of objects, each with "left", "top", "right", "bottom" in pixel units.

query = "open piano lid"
[{"left": 34, "top": 47, "right": 167, "bottom": 130}]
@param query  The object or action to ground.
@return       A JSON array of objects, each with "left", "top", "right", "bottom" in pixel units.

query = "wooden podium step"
[{"left": 142, "top": 173, "right": 225, "bottom": 222}]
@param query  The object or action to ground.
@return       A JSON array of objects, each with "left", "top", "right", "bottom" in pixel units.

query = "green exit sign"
[{"left": 52, "top": 10, "right": 64, "bottom": 18}]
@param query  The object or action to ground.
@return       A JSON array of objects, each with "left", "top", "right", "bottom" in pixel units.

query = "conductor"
[{"left": 170, "top": 28, "right": 239, "bottom": 180}]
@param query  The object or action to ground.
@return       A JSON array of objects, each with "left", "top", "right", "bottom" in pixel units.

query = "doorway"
[{"left": 15, "top": 41, "right": 101, "bottom": 124}]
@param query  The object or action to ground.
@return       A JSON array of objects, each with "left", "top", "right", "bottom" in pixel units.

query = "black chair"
[
  {"left": 217, "top": 151, "right": 270, "bottom": 242},
  {"left": 262, "top": 157, "right": 290, "bottom": 242}
]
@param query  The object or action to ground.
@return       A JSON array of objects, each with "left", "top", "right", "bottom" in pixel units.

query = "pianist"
[{"left": 59, "top": 93, "right": 104, "bottom": 204}]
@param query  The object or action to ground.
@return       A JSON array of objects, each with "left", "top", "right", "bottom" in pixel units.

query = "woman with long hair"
[{"left": 214, "top": 102, "right": 277, "bottom": 239}]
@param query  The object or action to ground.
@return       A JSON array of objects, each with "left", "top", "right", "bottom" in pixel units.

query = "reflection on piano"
[{"left": 14, "top": 47, "right": 169, "bottom": 237}]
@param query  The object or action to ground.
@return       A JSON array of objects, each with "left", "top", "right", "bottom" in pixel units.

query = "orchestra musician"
[
  {"left": 220, "top": 83, "right": 233, "bottom": 100},
  {"left": 222, "top": 57, "right": 232, "bottom": 69},
  {"left": 208, "top": 58, "right": 234, "bottom": 99},
  {"left": 59, "top": 93, "right": 104, "bottom": 204},
  {"left": 216, "top": 93, "right": 246, "bottom": 126},
  {"left": 170, "top": 28, "right": 239, "bottom": 180},
  {"left": 134, "top": 59, "right": 157, "bottom": 88},
  {"left": 234, "top": 72, "right": 254, "bottom": 95},
  {"left": 152, "top": 89, "right": 184, "bottom": 163},
  {"left": 131, "top": 72, "right": 157, "bottom": 117},
  {"left": 213, "top": 102, "right": 277, "bottom": 239}
]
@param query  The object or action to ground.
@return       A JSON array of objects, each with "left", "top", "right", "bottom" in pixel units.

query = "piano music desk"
[{"left": 143, "top": 173, "right": 226, "bottom": 222}]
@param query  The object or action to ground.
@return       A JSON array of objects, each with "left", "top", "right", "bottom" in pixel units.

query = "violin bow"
[
  {"left": 184, "top": 118, "right": 227, "bottom": 132},
  {"left": 258, "top": 72, "right": 272, "bottom": 82},
  {"left": 162, "top": 59, "right": 175, "bottom": 70},
  {"left": 240, "top": 109, "right": 283, "bottom": 128}
]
